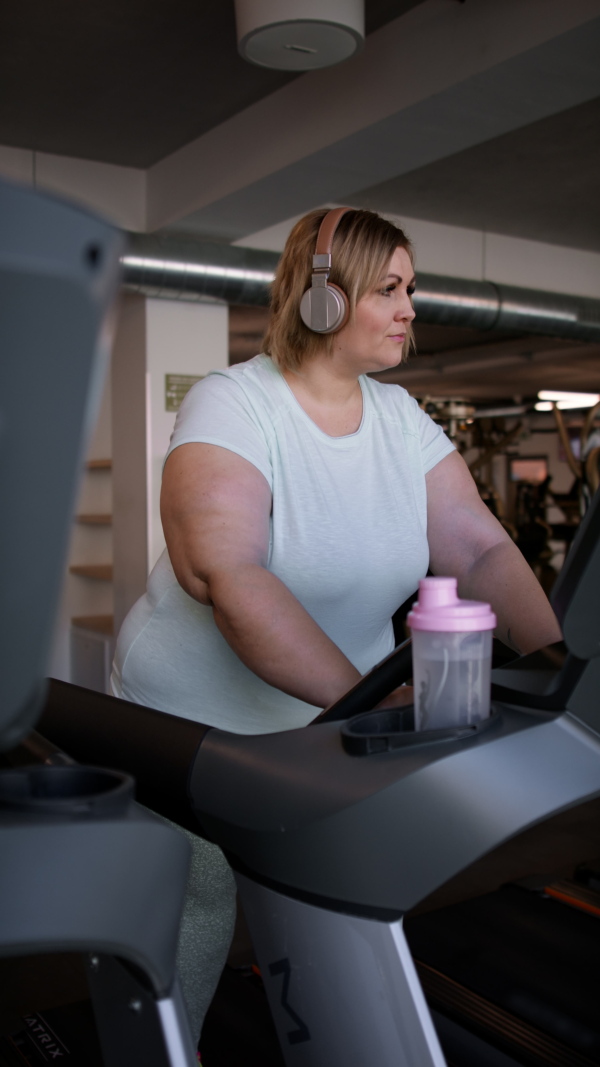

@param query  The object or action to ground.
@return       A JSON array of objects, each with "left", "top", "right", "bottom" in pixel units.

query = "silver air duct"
[
  {"left": 413, "top": 274, "right": 600, "bottom": 342},
  {"left": 122, "top": 234, "right": 278, "bottom": 308},
  {"left": 121, "top": 234, "right": 600, "bottom": 344}
]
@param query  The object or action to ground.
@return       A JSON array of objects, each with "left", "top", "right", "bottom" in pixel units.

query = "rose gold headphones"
[{"left": 299, "top": 207, "right": 353, "bottom": 334}]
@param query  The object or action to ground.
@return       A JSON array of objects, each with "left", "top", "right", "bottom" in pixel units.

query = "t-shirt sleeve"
[
  {"left": 411, "top": 396, "right": 455, "bottom": 473},
  {"left": 165, "top": 371, "right": 273, "bottom": 488}
]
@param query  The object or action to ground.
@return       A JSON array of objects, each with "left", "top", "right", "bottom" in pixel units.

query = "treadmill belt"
[{"left": 405, "top": 884, "right": 600, "bottom": 1066}]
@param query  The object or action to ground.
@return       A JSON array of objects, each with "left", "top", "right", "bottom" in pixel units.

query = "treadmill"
[
  {"left": 0, "top": 177, "right": 198, "bottom": 1067},
  {"left": 38, "top": 485, "right": 600, "bottom": 1065}
]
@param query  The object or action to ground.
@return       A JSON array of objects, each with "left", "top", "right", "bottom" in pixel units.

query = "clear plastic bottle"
[{"left": 407, "top": 577, "right": 496, "bottom": 732}]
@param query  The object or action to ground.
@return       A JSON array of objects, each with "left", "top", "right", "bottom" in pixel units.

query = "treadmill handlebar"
[
  {"left": 314, "top": 637, "right": 413, "bottom": 723},
  {"left": 39, "top": 679, "right": 209, "bottom": 834}
]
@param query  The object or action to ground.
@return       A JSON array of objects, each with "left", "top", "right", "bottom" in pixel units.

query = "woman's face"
[{"left": 333, "top": 246, "right": 416, "bottom": 375}]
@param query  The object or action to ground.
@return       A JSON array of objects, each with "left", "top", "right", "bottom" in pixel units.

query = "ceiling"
[
  {"left": 2, "top": 0, "right": 599, "bottom": 249},
  {"left": 346, "top": 95, "right": 600, "bottom": 254},
  {"left": 2, "top": 0, "right": 600, "bottom": 405},
  {"left": 0, "top": 0, "right": 421, "bottom": 168}
]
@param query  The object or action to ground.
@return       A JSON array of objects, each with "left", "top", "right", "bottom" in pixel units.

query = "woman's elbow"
[{"left": 169, "top": 552, "right": 213, "bottom": 606}]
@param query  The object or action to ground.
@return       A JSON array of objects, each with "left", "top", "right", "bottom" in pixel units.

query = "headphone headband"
[{"left": 314, "top": 207, "right": 353, "bottom": 258}]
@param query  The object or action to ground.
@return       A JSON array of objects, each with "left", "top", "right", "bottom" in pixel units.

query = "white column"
[
  {"left": 112, "top": 294, "right": 149, "bottom": 640},
  {"left": 145, "top": 298, "right": 229, "bottom": 571},
  {"left": 112, "top": 295, "right": 229, "bottom": 639}
]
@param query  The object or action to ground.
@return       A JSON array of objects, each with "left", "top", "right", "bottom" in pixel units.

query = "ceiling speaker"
[{"left": 235, "top": 0, "right": 365, "bottom": 71}]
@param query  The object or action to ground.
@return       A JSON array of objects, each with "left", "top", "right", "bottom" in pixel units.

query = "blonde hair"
[{"left": 263, "top": 208, "right": 415, "bottom": 371}]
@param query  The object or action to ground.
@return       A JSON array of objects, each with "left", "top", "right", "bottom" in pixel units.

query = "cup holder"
[
  {"left": 0, "top": 765, "right": 134, "bottom": 817},
  {"left": 341, "top": 704, "right": 498, "bottom": 756}
]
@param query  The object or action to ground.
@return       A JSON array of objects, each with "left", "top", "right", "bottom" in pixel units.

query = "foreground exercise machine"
[
  {"left": 0, "top": 178, "right": 198, "bottom": 1067},
  {"left": 40, "top": 488, "right": 600, "bottom": 1066}
]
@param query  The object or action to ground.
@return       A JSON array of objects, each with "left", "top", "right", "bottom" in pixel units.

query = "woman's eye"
[
  {"left": 407, "top": 286, "right": 416, "bottom": 297},
  {"left": 380, "top": 284, "right": 396, "bottom": 296}
]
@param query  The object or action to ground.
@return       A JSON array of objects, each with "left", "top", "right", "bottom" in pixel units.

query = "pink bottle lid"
[{"left": 407, "top": 577, "right": 496, "bottom": 633}]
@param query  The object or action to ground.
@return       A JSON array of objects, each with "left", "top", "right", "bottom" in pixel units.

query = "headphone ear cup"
[
  {"left": 326, "top": 282, "right": 350, "bottom": 331},
  {"left": 299, "top": 281, "right": 349, "bottom": 334}
]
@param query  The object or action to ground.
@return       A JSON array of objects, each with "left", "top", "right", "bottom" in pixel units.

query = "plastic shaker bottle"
[{"left": 407, "top": 577, "right": 496, "bottom": 732}]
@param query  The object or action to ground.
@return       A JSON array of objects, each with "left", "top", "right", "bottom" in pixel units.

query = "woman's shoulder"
[
  {"left": 361, "top": 374, "right": 422, "bottom": 423},
  {"left": 362, "top": 375, "right": 454, "bottom": 467},
  {"left": 167, "top": 355, "right": 281, "bottom": 478},
  {"left": 194, "top": 353, "right": 280, "bottom": 401},
  {"left": 174, "top": 355, "right": 285, "bottom": 443},
  {"left": 209, "top": 353, "right": 274, "bottom": 383},
  {"left": 177, "top": 354, "right": 275, "bottom": 410}
]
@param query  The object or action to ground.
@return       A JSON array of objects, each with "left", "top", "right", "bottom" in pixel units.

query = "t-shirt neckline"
[{"left": 262, "top": 355, "right": 368, "bottom": 444}]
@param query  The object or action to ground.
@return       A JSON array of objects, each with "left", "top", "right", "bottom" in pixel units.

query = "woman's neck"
[{"left": 282, "top": 359, "right": 363, "bottom": 437}]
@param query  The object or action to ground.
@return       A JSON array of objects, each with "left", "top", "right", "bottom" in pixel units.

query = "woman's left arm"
[{"left": 426, "top": 451, "right": 562, "bottom": 655}]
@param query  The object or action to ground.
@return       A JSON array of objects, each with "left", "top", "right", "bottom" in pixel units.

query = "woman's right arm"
[{"left": 161, "top": 442, "right": 362, "bottom": 708}]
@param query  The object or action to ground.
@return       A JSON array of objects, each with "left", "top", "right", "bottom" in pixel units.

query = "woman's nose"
[{"left": 395, "top": 295, "right": 415, "bottom": 322}]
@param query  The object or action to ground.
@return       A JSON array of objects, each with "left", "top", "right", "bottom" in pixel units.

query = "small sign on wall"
[{"left": 165, "top": 373, "right": 204, "bottom": 412}]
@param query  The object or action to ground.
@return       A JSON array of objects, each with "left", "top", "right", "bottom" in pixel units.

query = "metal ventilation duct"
[
  {"left": 122, "top": 234, "right": 600, "bottom": 343},
  {"left": 122, "top": 234, "right": 278, "bottom": 309},
  {"left": 413, "top": 274, "right": 600, "bottom": 343}
]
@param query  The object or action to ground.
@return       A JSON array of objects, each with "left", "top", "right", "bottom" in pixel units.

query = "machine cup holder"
[
  {"left": 341, "top": 704, "right": 499, "bottom": 756},
  {"left": 0, "top": 765, "right": 134, "bottom": 817}
]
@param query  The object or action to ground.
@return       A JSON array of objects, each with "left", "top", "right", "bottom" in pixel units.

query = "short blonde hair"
[{"left": 263, "top": 208, "right": 415, "bottom": 371}]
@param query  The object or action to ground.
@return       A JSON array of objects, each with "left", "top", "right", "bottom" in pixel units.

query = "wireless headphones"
[{"left": 299, "top": 207, "right": 353, "bottom": 334}]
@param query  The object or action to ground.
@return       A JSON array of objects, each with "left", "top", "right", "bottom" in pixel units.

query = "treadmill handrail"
[
  {"left": 39, "top": 678, "right": 210, "bottom": 833},
  {"left": 313, "top": 637, "right": 413, "bottom": 723}
]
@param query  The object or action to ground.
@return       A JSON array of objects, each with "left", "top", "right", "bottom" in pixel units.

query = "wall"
[{"left": 0, "top": 144, "right": 145, "bottom": 231}]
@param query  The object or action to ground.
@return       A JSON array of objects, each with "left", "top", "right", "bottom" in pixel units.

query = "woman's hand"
[
  {"left": 375, "top": 685, "right": 414, "bottom": 710},
  {"left": 161, "top": 443, "right": 362, "bottom": 708},
  {"left": 426, "top": 452, "right": 562, "bottom": 655}
]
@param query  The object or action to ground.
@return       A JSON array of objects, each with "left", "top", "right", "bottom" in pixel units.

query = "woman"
[
  {"left": 112, "top": 206, "right": 561, "bottom": 731},
  {"left": 111, "top": 207, "right": 561, "bottom": 1043}
]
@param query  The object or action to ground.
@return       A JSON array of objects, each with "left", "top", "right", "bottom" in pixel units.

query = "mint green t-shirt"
[{"left": 111, "top": 355, "right": 454, "bottom": 734}]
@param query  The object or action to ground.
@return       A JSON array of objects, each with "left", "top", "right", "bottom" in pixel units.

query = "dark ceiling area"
[
  {"left": 0, "top": 0, "right": 423, "bottom": 167},
  {"left": 2, "top": 0, "right": 598, "bottom": 257},
  {"left": 349, "top": 96, "right": 600, "bottom": 253}
]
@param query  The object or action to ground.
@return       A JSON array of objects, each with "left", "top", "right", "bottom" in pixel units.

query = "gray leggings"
[{"left": 148, "top": 809, "right": 237, "bottom": 1044}]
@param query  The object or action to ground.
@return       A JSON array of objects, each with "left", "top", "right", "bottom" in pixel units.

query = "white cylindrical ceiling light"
[{"left": 235, "top": 0, "right": 365, "bottom": 71}]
